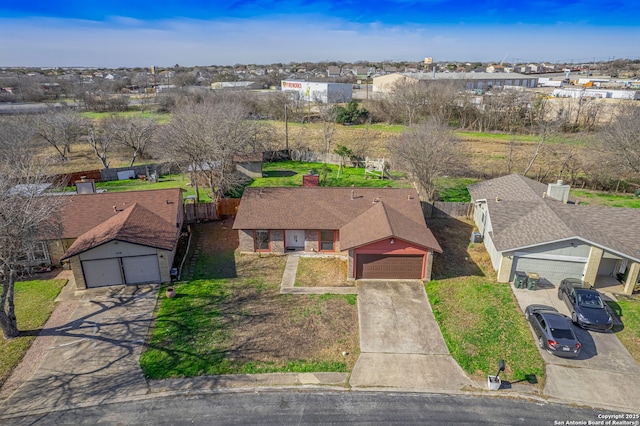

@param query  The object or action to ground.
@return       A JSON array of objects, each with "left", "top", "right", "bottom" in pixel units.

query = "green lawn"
[
  {"left": 456, "top": 131, "right": 584, "bottom": 145},
  {"left": 80, "top": 110, "right": 170, "bottom": 123},
  {"left": 426, "top": 277, "right": 545, "bottom": 384},
  {"left": 252, "top": 161, "right": 411, "bottom": 188},
  {"left": 606, "top": 297, "right": 640, "bottom": 365},
  {"left": 0, "top": 279, "right": 67, "bottom": 386},
  {"left": 571, "top": 190, "right": 640, "bottom": 208},
  {"left": 67, "top": 173, "right": 213, "bottom": 202},
  {"left": 435, "top": 177, "right": 477, "bottom": 202}
]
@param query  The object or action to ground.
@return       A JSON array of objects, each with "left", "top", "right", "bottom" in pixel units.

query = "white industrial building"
[
  {"left": 552, "top": 87, "right": 640, "bottom": 100},
  {"left": 281, "top": 80, "right": 352, "bottom": 103}
]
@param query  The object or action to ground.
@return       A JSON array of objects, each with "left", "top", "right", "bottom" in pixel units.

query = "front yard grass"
[
  {"left": 606, "top": 297, "right": 640, "bottom": 365},
  {"left": 0, "top": 279, "right": 67, "bottom": 386},
  {"left": 140, "top": 220, "right": 359, "bottom": 379},
  {"left": 427, "top": 277, "right": 544, "bottom": 383},
  {"left": 427, "top": 218, "right": 545, "bottom": 385},
  {"left": 294, "top": 257, "right": 351, "bottom": 287}
]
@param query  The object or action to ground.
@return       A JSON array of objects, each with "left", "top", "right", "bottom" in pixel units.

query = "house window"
[
  {"left": 320, "top": 230, "right": 335, "bottom": 251},
  {"left": 32, "top": 242, "right": 49, "bottom": 261},
  {"left": 255, "top": 230, "right": 269, "bottom": 251}
]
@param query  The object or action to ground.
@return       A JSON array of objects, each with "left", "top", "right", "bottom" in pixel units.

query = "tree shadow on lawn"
[
  {"left": 265, "top": 170, "right": 298, "bottom": 178},
  {"left": 428, "top": 217, "right": 487, "bottom": 279}
]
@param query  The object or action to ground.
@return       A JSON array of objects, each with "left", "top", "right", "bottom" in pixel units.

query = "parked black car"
[
  {"left": 525, "top": 304, "right": 582, "bottom": 358},
  {"left": 558, "top": 278, "right": 613, "bottom": 332}
]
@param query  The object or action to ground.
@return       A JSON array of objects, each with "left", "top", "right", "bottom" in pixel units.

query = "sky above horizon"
[{"left": 1, "top": 1, "right": 639, "bottom": 68}]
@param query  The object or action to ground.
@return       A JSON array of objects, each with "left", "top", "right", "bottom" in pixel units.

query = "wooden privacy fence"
[
  {"left": 183, "top": 198, "right": 241, "bottom": 223},
  {"left": 217, "top": 198, "right": 241, "bottom": 217},
  {"left": 422, "top": 202, "right": 473, "bottom": 219}
]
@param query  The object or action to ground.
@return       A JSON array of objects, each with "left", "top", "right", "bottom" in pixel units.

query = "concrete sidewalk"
[{"left": 349, "top": 281, "right": 472, "bottom": 391}]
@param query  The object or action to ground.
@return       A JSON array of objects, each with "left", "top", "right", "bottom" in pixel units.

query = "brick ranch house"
[{"left": 232, "top": 187, "right": 442, "bottom": 280}]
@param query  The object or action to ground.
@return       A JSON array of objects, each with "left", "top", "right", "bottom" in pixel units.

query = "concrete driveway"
[
  {"left": 349, "top": 281, "right": 472, "bottom": 391},
  {"left": 513, "top": 284, "right": 640, "bottom": 412},
  {"left": 0, "top": 284, "right": 158, "bottom": 416}
]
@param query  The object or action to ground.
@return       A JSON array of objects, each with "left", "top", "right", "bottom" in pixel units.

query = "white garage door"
[
  {"left": 83, "top": 258, "right": 123, "bottom": 288},
  {"left": 122, "top": 255, "right": 161, "bottom": 284},
  {"left": 511, "top": 257, "right": 586, "bottom": 285}
]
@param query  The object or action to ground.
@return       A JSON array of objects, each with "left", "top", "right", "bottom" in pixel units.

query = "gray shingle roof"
[{"left": 468, "top": 174, "right": 640, "bottom": 261}]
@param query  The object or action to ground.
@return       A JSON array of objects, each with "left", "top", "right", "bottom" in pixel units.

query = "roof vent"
[
  {"left": 546, "top": 180, "right": 571, "bottom": 203},
  {"left": 495, "top": 196, "right": 500, "bottom": 202}
]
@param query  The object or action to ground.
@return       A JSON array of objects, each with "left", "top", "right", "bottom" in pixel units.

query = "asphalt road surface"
[{"left": 6, "top": 390, "right": 624, "bottom": 425}]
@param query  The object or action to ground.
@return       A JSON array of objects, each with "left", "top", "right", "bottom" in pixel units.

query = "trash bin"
[
  {"left": 527, "top": 272, "right": 540, "bottom": 290},
  {"left": 514, "top": 271, "right": 527, "bottom": 289}
]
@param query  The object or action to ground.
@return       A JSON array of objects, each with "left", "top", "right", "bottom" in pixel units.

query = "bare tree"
[
  {"left": 85, "top": 121, "right": 116, "bottom": 169},
  {"left": 317, "top": 103, "right": 338, "bottom": 153},
  {"left": 159, "top": 96, "right": 258, "bottom": 203},
  {"left": 389, "top": 119, "right": 461, "bottom": 201},
  {"left": 0, "top": 118, "right": 64, "bottom": 339},
  {"left": 107, "top": 116, "right": 158, "bottom": 166},
  {"left": 599, "top": 102, "right": 640, "bottom": 179},
  {"left": 34, "top": 110, "right": 84, "bottom": 162},
  {"left": 386, "top": 77, "right": 429, "bottom": 126}
]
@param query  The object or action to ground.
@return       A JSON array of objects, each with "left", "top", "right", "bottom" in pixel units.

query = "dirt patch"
[
  {"left": 191, "top": 221, "right": 360, "bottom": 371},
  {"left": 295, "top": 257, "right": 352, "bottom": 287},
  {"left": 428, "top": 217, "right": 494, "bottom": 280}
]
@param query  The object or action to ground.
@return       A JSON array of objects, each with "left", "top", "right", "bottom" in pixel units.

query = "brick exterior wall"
[
  {"left": 347, "top": 250, "right": 355, "bottom": 280},
  {"left": 238, "top": 230, "right": 255, "bottom": 252},
  {"left": 46, "top": 238, "right": 76, "bottom": 266},
  {"left": 305, "top": 230, "right": 318, "bottom": 252},
  {"left": 270, "top": 230, "right": 284, "bottom": 253}
]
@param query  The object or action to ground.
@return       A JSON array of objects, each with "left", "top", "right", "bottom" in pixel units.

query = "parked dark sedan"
[
  {"left": 525, "top": 304, "right": 581, "bottom": 358},
  {"left": 558, "top": 278, "right": 613, "bottom": 332}
]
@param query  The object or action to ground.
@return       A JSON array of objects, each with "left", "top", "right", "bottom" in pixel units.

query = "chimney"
[
  {"left": 546, "top": 180, "right": 571, "bottom": 203},
  {"left": 302, "top": 171, "right": 319, "bottom": 187}
]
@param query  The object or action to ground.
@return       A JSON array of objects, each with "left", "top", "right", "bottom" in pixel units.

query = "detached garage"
[{"left": 62, "top": 203, "right": 179, "bottom": 289}]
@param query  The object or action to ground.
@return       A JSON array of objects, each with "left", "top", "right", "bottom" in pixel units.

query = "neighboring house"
[
  {"left": 232, "top": 187, "right": 442, "bottom": 280},
  {"left": 468, "top": 174, "right": 640, "bottom": 294},
  {"left": 45, "top": 188, "right": 184, "bottom": 289}
]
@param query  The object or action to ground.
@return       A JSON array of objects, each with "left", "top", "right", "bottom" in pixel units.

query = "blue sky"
[{"left": 1, "top": 1, "right": 639, "bottom": 67}]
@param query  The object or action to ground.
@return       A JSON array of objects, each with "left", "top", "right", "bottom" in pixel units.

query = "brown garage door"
[{"left": 356, "top": 254, "right": 424, "bottom": 279}]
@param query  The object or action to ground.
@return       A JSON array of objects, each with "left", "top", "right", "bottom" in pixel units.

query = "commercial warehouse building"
[{"left": 281, "top": 80, "right": 352, "bottom": 103}]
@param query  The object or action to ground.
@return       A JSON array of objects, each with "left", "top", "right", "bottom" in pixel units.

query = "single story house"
[
  {"left": 44, "top": 188, "right": 184, "bottom": 289},
  {"left": 468, "top": 174, "right": 640, "bottom": 294},
  {"left": 232, "top": 187, "right": 442, "bottom": 280}
]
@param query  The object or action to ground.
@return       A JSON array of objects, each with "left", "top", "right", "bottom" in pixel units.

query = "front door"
[{"left": 285, "top": 230, "right": 305, "bottom": 250}]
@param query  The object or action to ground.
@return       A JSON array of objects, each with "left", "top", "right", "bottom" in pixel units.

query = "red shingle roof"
[{"left": 61, "top": 203, "right": 177, "bottom": 259}]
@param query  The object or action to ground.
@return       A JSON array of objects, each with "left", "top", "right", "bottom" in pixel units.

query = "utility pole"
[{"left": 284, "top": 103, "right": 289, "bottom": 151}]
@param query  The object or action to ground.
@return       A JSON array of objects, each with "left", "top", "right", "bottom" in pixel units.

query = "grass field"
[{"left": 0, "top": 279, "right": 67, "bottom": 387}]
